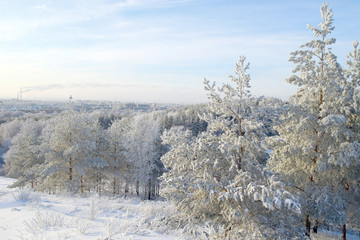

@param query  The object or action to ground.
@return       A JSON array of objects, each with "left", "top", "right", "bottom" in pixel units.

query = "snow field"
[{"left": 0, "top": 177, "right": 182, "bottom": 240}]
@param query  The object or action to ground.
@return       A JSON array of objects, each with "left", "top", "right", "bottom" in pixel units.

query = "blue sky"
[{"left": 0, "top": 0, "right": 359, "bottom": 104}]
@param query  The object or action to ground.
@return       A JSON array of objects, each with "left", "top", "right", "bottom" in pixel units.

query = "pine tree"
[
  {"left": 343, "top": 40, "right": 360, "bottom": 238},
  {"left": 268, "top": 3, "right": 360, "bottom": 237},
  {"left": 161, "top": 56, "right": 300, "bottom": 239},
  {"left": 39, "top": 99, "right": 107, "bottom": 193},
  {"left": 103, "top": 119, "right": 127, "bottom": 196},
  {"left": 5, "top": 119, "right": 45, "bottom": 188}
]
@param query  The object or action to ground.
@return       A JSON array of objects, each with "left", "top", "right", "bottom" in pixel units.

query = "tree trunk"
[
  {"left": 313, "top": 219, "right": 318, "bottom": 234},
  {"left": 69, "top": 157, "right": 73, "bottom": 181},
  {"left": 305, "top": 215, "right": 311, "bottom": 237},
  {"left": 342, "top": 224, "right": 346, "bottom": 240},
  {"left": 148, "top": 179, "right": 151, "bottom": 200},
  {"left": 69, "top": 131, "right": 73, "bottom": 181},
  {"left": 136, "top": 181, "right": 139, "bottom": 196},
  {"left": 238, "top": 118, "right": 243, "bottom": 171},
  {"left": 113, "top": 177, "right": 116, "bottom": 196},
  {"left": 124, "top": 180, "right": 129, "bottom": 198},
  {"left": 97, "top": 173, "right": 102, "bottom": 195},
  {"left": 80, "top": 176, "right": 84, "bottom": 194}
]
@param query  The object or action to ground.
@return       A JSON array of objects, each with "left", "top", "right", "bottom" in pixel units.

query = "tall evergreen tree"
[
  {"left": 268, "top": 3, "right": 360, "bottom": 237},
  {"left": 161, "top": 56, "right": 300, "bottom": 239}
]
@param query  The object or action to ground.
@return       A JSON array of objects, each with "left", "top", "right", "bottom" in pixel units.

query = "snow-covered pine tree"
[
  {"left": 78, "top": 115, "right": 110, "bottom": 195},
  {"left": 268, "top": 3, "right": 360, "bottom": 237},
  {"left": 161, "top": 56, "right": 301, "bottom": 239},
  {"left": 103, "top": 119, "right": 127, "bottom": 196},
  {"left": 343, "top": 40, "right": 360, "bottom": 237},
  {"left": 39, "top": 99, "right": 107, "bottom": 193},
  {"left": 5, "top": 119, "right": 45, "bottom": 188}
]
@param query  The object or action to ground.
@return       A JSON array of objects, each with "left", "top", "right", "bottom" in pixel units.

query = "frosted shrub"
[
  {"left": 103, "top": 218, "right": 123, "bottom": 239},
  {"left": 87, "top": 198, "right": 99, "bottom": 220},
  {"left": 142, "top": 201, "right": 177, "bottom": 219},
  {"left": 73, "top": 216, "right": 93, "bottom": 235},
  {"left": 13, "top": 189, "right": 40, "bottom": 204},
  {"left": 128, "top": 200, "right": 182, "bottom": 235},
  {"left": 24, "top": 210, "right": 65, "bottom": 231}
]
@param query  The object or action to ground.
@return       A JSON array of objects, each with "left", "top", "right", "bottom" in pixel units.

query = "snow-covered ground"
[
  {"left": 1, "top": 177, "right": 359, "bottom": 240},
  {"left": 0, "top": 177, "right": 182, "bottom": 240}
]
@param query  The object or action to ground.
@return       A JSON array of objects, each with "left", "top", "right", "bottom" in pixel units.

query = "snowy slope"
[
  {"left": 1, "top": 177, "right": 359, "bottom": 240},
  {"left": 0, "top": 177, "right": 182, "bottom": 240}
]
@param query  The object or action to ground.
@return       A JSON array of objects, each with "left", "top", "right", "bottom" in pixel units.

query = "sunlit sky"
[{"left": 0, "top": 0, "right": 359, "bottom": 104}]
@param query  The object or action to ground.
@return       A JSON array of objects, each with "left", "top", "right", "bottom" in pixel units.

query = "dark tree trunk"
[
  {"left": 342, "top": 224, "right": 346, "bottom": 240},
  {"left": 148, "top": 179, "right": 151, "bottom": 200},
  {"left": 136, "top": 181, "right": 139, "bottom": 196},
  {"left": 124, "top": 180, "right": 129, "bottom": 198},
  {"left": 305, "top": 215, "right": 311, "bottom": 237}
]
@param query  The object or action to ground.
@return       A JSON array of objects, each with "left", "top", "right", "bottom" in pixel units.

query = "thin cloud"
[
  {"left": 33, "top": 4, "right": 50, "bottom": 11},
  {"left": 21, "top": 84, "right": 64, "bottom": 93},
  {"left": 20, "top": 83, "right": 124, "bottom": 93},
  {"left": 1, "top": 1, "right": 359, "bottom": 103}
]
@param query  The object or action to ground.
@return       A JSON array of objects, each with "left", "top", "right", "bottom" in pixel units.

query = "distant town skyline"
[{"left": 1, "top": 0, "right": 359, "bottom": 104}]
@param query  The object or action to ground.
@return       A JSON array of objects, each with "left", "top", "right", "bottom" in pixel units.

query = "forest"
[{"left": 0, "top": 3, "right": 359, "bottom": 239}]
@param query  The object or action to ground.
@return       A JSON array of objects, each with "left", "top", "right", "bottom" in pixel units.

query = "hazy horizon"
[{"left": 1, "top": 0, "right": 359, "bottom": 104}]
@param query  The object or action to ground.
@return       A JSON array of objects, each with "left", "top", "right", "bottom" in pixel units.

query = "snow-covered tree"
[
  {"left": 161, "top": 56, "right": 301, "bottom": 239},
  {"left": 122, "top": 112, "right": 163, "bottom": 199},
  {"left": 0, "top": 118, "right": 23, "bottom": 172},
  {"left": 162, "top": 104, "right": 208, "bottom": 136},
  {"left": 268, "top": 3, "right": 360, "bottom": 237},
  {"left": 343, "top": 40, "right": 360, "bottom": 236},
  {"left": 78, "top": 117, "right": 112, "bottom": 195},
  {"left": 102, "top": 119, "right": 127, "bottom": 195},
  {"left": 39, "top": 100, "right": 107, "bottom": 193},
  {"left": 5, "top": 119, "right": 45, "bottom": 188}
]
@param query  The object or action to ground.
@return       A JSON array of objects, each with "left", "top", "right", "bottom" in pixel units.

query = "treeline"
[{"left": 0, "top": 102, "right": 207, "bottom": 199}]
